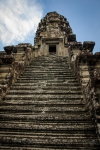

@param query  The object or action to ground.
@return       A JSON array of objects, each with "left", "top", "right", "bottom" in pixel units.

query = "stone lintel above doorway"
[{"left": 42, "top": 37, "right": 63, "bottom": 44}]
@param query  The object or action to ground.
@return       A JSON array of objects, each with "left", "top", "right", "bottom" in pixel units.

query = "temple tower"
[
  {"left": 34, "top": 11, "right": 95, "bottom": 62},
  {"left": 34, "top": 11, "right": 74, "bottom": 56}
]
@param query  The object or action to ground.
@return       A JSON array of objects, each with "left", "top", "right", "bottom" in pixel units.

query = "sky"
[{"left": 0, "top": 0, "right": 100, "bottom": 53}]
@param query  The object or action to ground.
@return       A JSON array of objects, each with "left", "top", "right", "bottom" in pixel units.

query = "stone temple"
[{"left": 0, "top": 11, "right": 100, "bottom": 149}]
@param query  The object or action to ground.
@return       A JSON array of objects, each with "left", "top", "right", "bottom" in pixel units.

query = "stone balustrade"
[
  {"left": 0, "top": 43, "right": 37, "bottom": 100},
  {"left": 70, "top": 50, "right": 100, "bottom": 137}
]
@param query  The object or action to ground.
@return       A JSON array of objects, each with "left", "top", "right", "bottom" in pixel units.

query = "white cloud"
[{"left": 0, "top": 0, "right": 43, "bottom": 45}]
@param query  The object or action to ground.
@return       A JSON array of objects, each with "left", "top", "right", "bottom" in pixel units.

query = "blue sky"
[{"left": 0, "top": 0, "right": 100, "bottom": 53}]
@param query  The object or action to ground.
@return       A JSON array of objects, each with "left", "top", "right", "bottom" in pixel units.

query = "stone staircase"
[{"left": 0, "top": 55, "right": 99, "bottom": 149}]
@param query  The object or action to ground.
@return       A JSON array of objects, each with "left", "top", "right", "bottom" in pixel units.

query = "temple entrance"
[{"left": 49, "top": 45, "right": 56, "bottom": 54}]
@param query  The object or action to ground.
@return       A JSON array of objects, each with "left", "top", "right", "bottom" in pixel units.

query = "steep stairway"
[{"left": 0, "top": 55, "right": 99, "bottom": 149}]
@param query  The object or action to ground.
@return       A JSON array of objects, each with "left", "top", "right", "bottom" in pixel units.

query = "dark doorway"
[{"left": 49, "top": 45, "right": 56, "bottom": 54}]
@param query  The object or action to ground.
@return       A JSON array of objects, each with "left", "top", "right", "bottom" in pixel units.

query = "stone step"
[
  {"left": 20, "top": 74, "right": 76, "bottom": 77},
  {"left": 25, "top": 63, "right": 70, "bottom": 65},
  {"left": 22, "top": 70, "right": 73, "bottom": 72},
  {"left": 31, "top": 58, "right": 70, "bottom": 61},
  {"left": 23, "top": 71, "right": 73, "bottom": 73},
  {"left": 19, "top": 76, "right": 77, "bottom": 80},
  {"left": 21, "top": 74, "right": 75, "bottom": 77},
  {"left": 31, "top": 57, "right": 68, "bottom": 59},
  {"left": 0, "top": 146, "right": 99, "bottom": 150},
  {"left": 21, "top": 73, "right": 75, "bottom": 76},
  {"left": 0, "top": 136, "right": 98, "bottom": 147},
  {"left": 28, "top": 65, "right": 69, "bottom": 68},
  {"left": 8, "top": 90, "right": 82, "bottom": 95},
  {"left": 23, "top": 72, "right": 73, "bottom": 75},
  {"left": 16, "top": 79, "right": 79, "bottom": 83},
  {"left": 0, "top": 122, "right": 95, "bottom": 131},
  {"left": 25, "top": 67, "right": 70, "bottom": 70},
  {"left": 1, "top": 99, "right": 85, "bottom": 105},
  {"left": 0, "top": 113, "right": 91, "bottom": 122},
  {"left": 27, "top": 59, "right": 69, "bottom": 61},
  {"left": 0, "top": 105, "right": 85, "bottom": 112},
  {"left": 0, "top": 131, "right": 96, "bottom": 138},
  {"left": 29, "top": 63, "right": 69, "bottom": 66},
  {"left": 35, "top": 57, "right": 68, "bottom": 59},
  {"left": 17, "top": 77, "right": 78, "bottom": 83},
  {"left": 23, "top": 71, "right": 73, "bottom": 74},
  {"left": 5, "top": 94, "right": 83, "bottom": 100},
  {"left": 26, "top": 64, "right": 69, "bottom": 67},
  {"left": 24, "top": 68, "right": 71, "bottom": 71},
  {"left": 30, "top": 58, "right": 68, "bottom": 60},
  {"left": 13, "top": 82, "right": 80, "bottom": 86},
  {"left": 26, "top": 64, "right": 69, "bottom": 66},
  {"left": 0, "top": 119, "right": 94, "bottom": 126},
  {"left": 10, "top": 85, "right": 81, "bottom": 91},
  {"left": 26, "top": 67, "right": 69, "bottom": 70},
  {"left": 30, "top": 63, "right": 69, "bottom": 65},
  {"left": 25, "top": 65, "right": 71, "bottom": 70}
]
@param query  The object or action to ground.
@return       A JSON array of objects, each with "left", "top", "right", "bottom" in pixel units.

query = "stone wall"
[{"left": 70, "top": 45, "right": 100, "bottom": 136}]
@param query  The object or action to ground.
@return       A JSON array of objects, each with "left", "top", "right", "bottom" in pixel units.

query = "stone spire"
[{"left": 34, "top": 11, "right": 74, "bottom": 45}]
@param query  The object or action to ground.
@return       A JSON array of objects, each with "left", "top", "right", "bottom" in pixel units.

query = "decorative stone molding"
[
  {"left": 68, "top": 34, "right": 76, "bottom": 42},
  {"left": 70, "top": 42, "right": 82, "bottom": 49},
  {"left": 83, "top": 41, "right": 95, "bottom": 52},
  {"left": 4, "top": 45, "right": 17, "bottom": 55}
]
